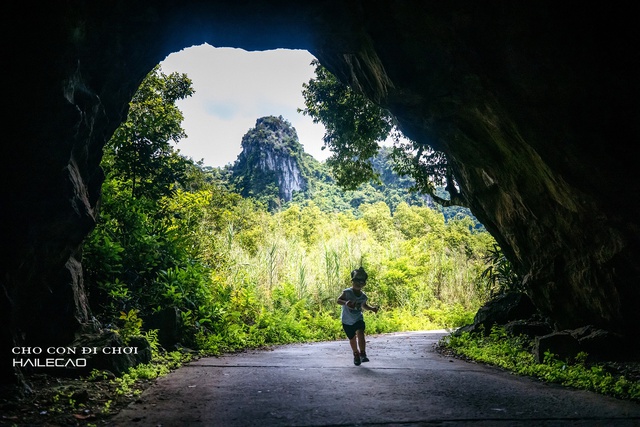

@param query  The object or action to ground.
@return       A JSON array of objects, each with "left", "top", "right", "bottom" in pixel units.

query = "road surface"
[{"left": 111, "top": 330, "right": 640, "bottom": 426}]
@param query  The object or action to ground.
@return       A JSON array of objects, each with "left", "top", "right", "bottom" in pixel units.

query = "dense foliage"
[
  {"left": 299, "top": 60, "right": 466, "bottom": 207},
  {"left": 85, "top": 176, "right": 496, "bottom": 354},
  {"left": 82, "top": 67, "right": 499, "bottom": 358}
]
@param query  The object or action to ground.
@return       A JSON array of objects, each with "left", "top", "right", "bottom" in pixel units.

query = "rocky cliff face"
[
  {"left": 2, "top": 1, "right": 639, "bottom": 383},
  {"left": 232, "top": 116, "right": 307, "bottom": 205}
]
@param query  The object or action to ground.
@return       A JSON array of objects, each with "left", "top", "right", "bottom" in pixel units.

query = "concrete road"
[{"left": 111, "top": 330, "right": 640, "bottom": 426}]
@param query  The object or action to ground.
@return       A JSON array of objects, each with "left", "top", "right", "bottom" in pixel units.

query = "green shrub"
[{"left": 440, "top": 326, "right": 640, "bottom": 402}]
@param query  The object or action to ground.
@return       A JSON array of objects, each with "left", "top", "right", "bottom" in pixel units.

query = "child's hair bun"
[{"left": 351, "top": 267, "right": 368, "bottom": 281}]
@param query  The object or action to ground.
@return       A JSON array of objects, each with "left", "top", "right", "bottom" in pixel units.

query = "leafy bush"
[
  {"left": 481, "top": 244, "right": 523, "bottom": 296},
  {"left": 440, "top": 327, "right": 640, "bottom": 401}
]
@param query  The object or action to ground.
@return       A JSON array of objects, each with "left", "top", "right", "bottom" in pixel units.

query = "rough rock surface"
[
  {"left": 458, "top": 292, "right": 538, "bottom": 335},
  {"left": 2, "top": 1, "right": 639, "bottom": 383},
  {"left": 232, "top": 116, "right": 307, "bottom": 204}
]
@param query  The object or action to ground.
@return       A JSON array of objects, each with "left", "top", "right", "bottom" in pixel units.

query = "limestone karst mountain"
[
  {"left": 231, "top": 116, "right": 308, "bottom": 208},
  {"left": 230, "top": 115, "right": 417, "bottom": 212}
]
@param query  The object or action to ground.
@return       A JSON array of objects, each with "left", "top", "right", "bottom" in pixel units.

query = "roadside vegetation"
[{"left": 438, "top": 326, "right": 640, "bottom": 402}]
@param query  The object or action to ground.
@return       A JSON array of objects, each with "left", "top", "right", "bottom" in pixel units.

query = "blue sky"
[{"left": 160, "top": 44, "right": 328, "bottom": 167}]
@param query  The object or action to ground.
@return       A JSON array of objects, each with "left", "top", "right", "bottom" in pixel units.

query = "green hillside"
[{"left": 212, "top": 115, "right": 480, "bottom": 226}]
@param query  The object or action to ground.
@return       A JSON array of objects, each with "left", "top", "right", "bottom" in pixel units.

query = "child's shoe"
[
  {"left": 353, "top": 353, "right": 361, "bottom": 366},
  {"left": 360, "top": 352, "right": 369, "bottom": 363}
]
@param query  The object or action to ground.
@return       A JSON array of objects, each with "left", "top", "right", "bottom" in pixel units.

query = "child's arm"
[
  {"left": 337, "top": 291, "right": 355, "bottom": 308},
  {"left": 363, "top": 302, "right": 379, "bottom": 313}
]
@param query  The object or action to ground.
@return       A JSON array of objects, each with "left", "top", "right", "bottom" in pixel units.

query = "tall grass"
[{"left": 179, "top": 202, "right": 495, "bottom": 355}]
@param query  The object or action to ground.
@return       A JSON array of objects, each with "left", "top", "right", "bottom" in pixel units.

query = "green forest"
[{"left": 81, "top": 65, "right": 501, "bottom": 357}]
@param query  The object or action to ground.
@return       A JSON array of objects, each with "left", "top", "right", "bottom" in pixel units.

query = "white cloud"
[{"left": 159, "top": 44, "right": 328, "bottom": 167}]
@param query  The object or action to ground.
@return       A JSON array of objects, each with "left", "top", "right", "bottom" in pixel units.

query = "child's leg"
[
  {"left": 343, "top": 323, "right": 362, "bottom": 365},
  {"left": 356, "top": 330, "right": 366, "bottom": 354},
  {"left": 348, "top": 335, "right": 359, "bottom": 353},
  {"left": 356, "top": 330, "right": 370, "bottom": 362},
  {"left": 343, "top": 324, "right": 358, "bottom": 353},
  {"left": 349, "top": 334, "right": 361, "bottom": 365}
]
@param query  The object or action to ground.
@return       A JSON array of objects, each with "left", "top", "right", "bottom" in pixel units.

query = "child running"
[{"left": 337, "top": 267, "right": 379, "bottom": 366}]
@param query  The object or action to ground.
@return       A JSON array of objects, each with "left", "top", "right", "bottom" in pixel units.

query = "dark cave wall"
[
  {"left": 2, "top": 0, "right": 639, "bottom": 382},
  {"left": 2, "top": 1, "right": 167, "bottom": 380}
]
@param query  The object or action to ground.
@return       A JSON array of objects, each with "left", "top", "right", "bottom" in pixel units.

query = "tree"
[
  {"left": 393, "top": 202, "right": 428, "bottom": 240},
  {"left": 103, "top": 65, "right": 195, "bottom": 199},
  {"left": 359, "top": 201, "right": 396, "bottom": 243},
  {"left": 84, "top": 66, "right": 201, "bottom": 320},
  {"left": 299, "top": 60, "right": 392, "bottom": 190},
  {"left": 299, "top": 60, "right": 467, "bottom": 207}
]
